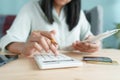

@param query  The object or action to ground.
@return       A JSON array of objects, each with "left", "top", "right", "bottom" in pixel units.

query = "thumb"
[{"left": 85, "top": 35, "right": 93, "bottom": 40}]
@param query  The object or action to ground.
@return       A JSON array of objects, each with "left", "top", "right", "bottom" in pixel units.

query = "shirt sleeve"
[
  {"left": 0, "top": 3, "right": 32, "bottom": 52},
  {"left": 79, "top": 11, "right": 93, "bottom": 41}
]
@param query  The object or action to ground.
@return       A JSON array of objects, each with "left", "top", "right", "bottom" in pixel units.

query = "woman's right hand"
[{"left": 21, "top": 30, "right": 58, "bottom": 56}]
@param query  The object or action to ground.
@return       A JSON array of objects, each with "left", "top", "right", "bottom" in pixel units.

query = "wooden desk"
[{"left": 0, "top": 49, "right": 120, "bottom": 80}]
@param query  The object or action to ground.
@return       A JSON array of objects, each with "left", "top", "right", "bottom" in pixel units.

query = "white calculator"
[{"left": 34, "top": 52, "right": 83, "bottom": 69}]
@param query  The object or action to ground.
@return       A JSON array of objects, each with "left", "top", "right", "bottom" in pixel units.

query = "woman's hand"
[
  {"left": 72, "top": 36, "right": 101, "bottom": 53},
  {"left": 21, "top": 30, "right": 58, "bottom": 56}
]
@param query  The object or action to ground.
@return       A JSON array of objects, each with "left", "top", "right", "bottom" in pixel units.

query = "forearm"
[{"left": 6, "top": 42, "right": 25, "bottom": 55}]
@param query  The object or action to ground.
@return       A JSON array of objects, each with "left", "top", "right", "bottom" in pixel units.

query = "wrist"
[
  {"left": 18, "top": 43, "right": 26, "bottom": 54},
  {"left": 6, "top": 42, "right": 26, "bottom": 55}
]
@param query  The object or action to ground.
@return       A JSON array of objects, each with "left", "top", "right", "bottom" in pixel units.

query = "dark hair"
[{"left": 40, "top": 0, "right": 81, "bottom": 31}]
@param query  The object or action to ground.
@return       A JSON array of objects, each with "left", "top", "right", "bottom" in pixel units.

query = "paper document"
[{"left": 84, "top": 29, "right": 120, "bottom": 43}]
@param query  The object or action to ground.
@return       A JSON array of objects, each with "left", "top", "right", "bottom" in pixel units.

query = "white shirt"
[{"left": 0, "top": 0, "right": 92, "bottom": 52}]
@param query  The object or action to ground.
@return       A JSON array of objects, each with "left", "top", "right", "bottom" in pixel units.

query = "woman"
[{"left": 0, "top": 0, "right": 100, "bottom": 56}]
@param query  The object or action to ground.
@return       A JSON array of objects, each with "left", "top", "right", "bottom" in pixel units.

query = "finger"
[
  {"left": 82, "top": 42, "right": 90, "bottom": 47},
  {"left": 72, "top": 41, "right": 84, "bottom": 50},
  {"left": 32, "top": 42, "right": 43, "bottom": 52},
  {"left": 73, "top": 45, "right": 85, "bottom": 51},
  {"left": 89, "top": 43, "right": 99, "bottom": 49},
  {"left": 38, "top": 36, "right": 50, "bottom": 52},
  {"left": 72, "top": 42, "right": 76, "bottom": 47},
  {"left": 85, "top": 49, "right": 98, "bottom": 53},
  {"left": 82, "top": 43, "right": 94, "bottom": 50},
  {"left": 50, "top": 44, "right": 58, "bottom": 56},
  {"left": 83, "top": 42, "right": 99, "bottom": 50},
  {"left": 77, "top": 41, "right": 93, "bottom": 49},
  {"left": 29, "top": 33, "right": 50, "bottom": 52},
  {"left": 46, "top": 39, "right": 58, "bottom": 55},
  {"left": 29, "top": 31, "right": 42, "bottom": 42},
  {"left": 73, "top": 40, "right": 99, "bottom": 53},
  {"left": 73, "top": 42, "right": 91, "bottom": 51},
  {"left": 74, "top": 45, "right": 96, "bottom": 53},
  {"left": 30, "top": 31, "right": 52, "bottom": 42},
  {"left": 41, "top": 30, "right": 58, "bottom": 45},
  {"left": 29, "top": 31, "right": 56, "bottom": 52},
  {"left": 76, "top": 41, "right": 84, "bottom": 47},
  {"left": 40, "top": 30, "right": 56, "bottom": 40},
  {"left": 31, "top": 30, "right": 58, "bottom": 46}
]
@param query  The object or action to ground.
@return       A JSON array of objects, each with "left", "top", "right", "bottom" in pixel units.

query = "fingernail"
[{"left": 54, "top": 51, "right": 59, "bottom": 56}]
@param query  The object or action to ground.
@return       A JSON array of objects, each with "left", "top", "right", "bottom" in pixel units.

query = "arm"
[
  {"left": 0, "top": 3, "right": 31, "bottom": 53},
  {"left": 72, "top": 11, "right": 101, "bottom": 53},
  {"left": 6, "top": 42, "right": 25, "bottom": 55},
  {"left": 6, "top": 30, "right": 58, "bottom": 56}
]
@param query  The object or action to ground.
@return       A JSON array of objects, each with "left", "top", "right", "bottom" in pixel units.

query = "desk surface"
[{"left": 0, "top": 49, "right": 120, "bottom": 80}]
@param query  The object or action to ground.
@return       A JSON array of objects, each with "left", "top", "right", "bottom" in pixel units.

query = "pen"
[{"left": 50, "top": 38, "right": 58, "bottom": 45}]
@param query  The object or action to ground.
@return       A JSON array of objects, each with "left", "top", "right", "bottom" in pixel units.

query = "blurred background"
[{"left": 0, "top": 0, "right": 120, "bottom": 49}]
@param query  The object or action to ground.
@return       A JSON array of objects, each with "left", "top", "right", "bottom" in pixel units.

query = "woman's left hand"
[{"left": 72, "top": 36, "right": 101, "bottom": 53}]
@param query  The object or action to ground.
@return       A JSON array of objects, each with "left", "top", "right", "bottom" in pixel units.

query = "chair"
[
  {"left": 84, "top": 5, "right": 103, "bottom": 35},
  {"left": 0, "top": 15, "right": 16, "bottom": 38}
]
